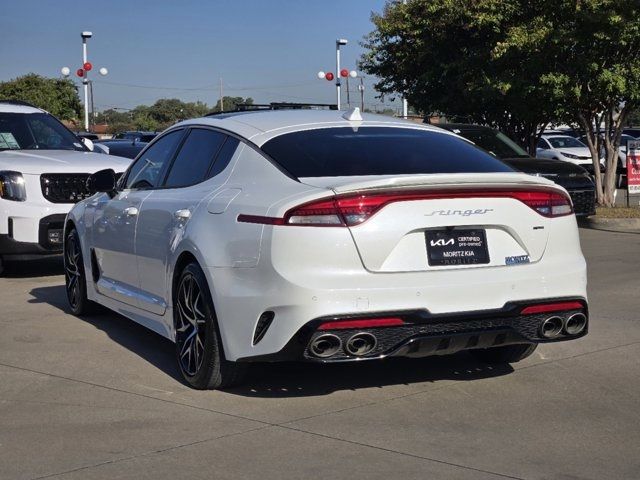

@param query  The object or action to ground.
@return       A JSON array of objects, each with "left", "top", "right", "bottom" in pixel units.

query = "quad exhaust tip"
[
  {"left": 540, "top": 316, "right": 564, "bottom": 339},
  {"left": 309, "top": 334, "right": 342, "bottom": 358},
  {"left": 565, "top": 313, "right": 587, "bottom": 335},
  {"left": 345, "top": 332, "right": 377, "bottom": 356}
]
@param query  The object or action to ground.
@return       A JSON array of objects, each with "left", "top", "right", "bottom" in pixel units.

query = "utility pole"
[
  {"left": 358, "top": 77, "right": 365, "bottom": 111},
  {"left": 219, "top": 78, "right": 224, "bottom": 112}
]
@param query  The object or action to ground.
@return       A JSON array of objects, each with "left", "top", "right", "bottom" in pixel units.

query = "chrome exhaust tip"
[
  {"left": 309, "top": 334, "right": 342, "bottom": 358},
  {"left": 540, "top": 316, "right": 564, "bottom": 339},
  {"left": 345, "top": 332, "right": 377, "bottom": 356},
  {"left": 565, "top": 312, "right": 587, "bottom": 335}
]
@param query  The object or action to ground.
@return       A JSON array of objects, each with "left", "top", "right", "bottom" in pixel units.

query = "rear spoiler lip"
[{"left": 299, "top": 172, "right": 556, "bottom": 194}]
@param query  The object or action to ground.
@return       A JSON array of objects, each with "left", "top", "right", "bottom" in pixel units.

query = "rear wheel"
[
  {"left": 470, "top": 343, "right": 537, "bottom": 364},
  {"left": 64, "top": 228, "right": 96, "bottom": 315},
  {"left": 174, "top": 263, "right": 246, "bottom": 389}
]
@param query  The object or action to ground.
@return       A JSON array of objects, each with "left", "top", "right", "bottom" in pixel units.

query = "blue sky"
[{"left": 0, "top": 0, "right": 397, "bottom": 112}]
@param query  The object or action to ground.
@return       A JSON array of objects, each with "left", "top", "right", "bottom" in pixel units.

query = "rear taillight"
[
  {"left": 239, "top": 188, "right": 573, "bottom": 227},
  {"left": 521, "top": 301, "right": 584, "bottom": 314},
  {"left": 506, "top": 190, "right": 573, "bottom": 217},
  {"left": 317, "top": 317, "right": 405, "bottom": 330}
]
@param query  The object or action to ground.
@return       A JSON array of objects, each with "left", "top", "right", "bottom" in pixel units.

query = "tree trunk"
[
  {"left": 602, "top": 104, "right": 631, "bottom": 207},
  {"left": 577, "top": 112, "right": 604, "bottom": 204}
]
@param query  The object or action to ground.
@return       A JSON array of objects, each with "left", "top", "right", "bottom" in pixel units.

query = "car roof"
[
  {"left": 0, "top": 101, "right": 44, "bottom": 114},
  {"left": 175, "top": 109, "right": 450, "bottom": 146},
  {"left": 541, "top": 134, "right": 575, "bottom": 139}
]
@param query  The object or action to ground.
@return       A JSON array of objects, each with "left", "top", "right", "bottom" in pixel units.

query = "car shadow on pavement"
[
  {"left": 29, "top": 284, "right": 183, "bottom": 384},
  {"left": 29, "top": 284, "right": 514, "bottom": 396},
  {"left": 228, "top": 355, "right": 513, "bottom": 398},
  {"left": 2, "top": 256, "right": 64, "bottom": 278}
]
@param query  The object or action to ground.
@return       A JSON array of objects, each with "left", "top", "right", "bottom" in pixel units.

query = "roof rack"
[
  {"left": 0, "top": 99, "right": 39, "bottom": 108},
  {"left": 206, "top": 102, "right": 338, "bottom": 116}
]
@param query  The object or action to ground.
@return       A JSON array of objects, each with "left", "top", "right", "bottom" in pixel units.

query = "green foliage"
[
  {"left": 212, "top": 96, "right": 254, "bottom": 112},
  {"left": 0, "top": 73, "right": 81, "bottom": 120},
  {"left": 361, "top": 0, "right": 640, "bottom": 206},
  {"left": 95, "top": 98, "right": 223, "bottom": 134}
]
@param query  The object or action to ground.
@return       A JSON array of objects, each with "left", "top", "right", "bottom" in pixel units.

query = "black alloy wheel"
[
  {"left": 64, "top": 228, "right": 95, "bottom": 315},
  {"left": 174, "top": 263, "right": 246, "bottom": 389}
]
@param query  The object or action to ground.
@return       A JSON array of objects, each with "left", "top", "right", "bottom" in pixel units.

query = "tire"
[
  {"left": 0, "top": 256, "right": 4, "bottom": 276},
  {"left": 174, "top": 262, "right": 246, "bottom": 390},
  {"left": 470, "top": 343, "right": 537, "bottom": 364},
  {"left": 64, "top": 228, "right": 96, "bottom": 316}
]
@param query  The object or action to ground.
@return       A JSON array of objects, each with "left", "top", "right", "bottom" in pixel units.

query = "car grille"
[
  {"left": 40, "top": 173, "right": 92, "bottom": 204},
  {"left": 569, "top": 189, "right": 596, "bottom": 216}
]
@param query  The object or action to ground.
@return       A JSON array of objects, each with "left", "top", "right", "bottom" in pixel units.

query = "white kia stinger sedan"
[{"left": 64, "top": 108, "right": 588, "bottom": 389}]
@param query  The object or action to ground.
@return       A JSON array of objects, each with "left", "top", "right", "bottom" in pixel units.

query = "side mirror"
[
  {"left": 87, "top": 169, "right": 116, "bottom": 194},
  {"left": 80, "top": 137, "right": 95, "bottom": 151}
]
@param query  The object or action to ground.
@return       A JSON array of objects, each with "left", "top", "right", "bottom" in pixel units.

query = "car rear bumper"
[{"left": 237, "top": 298, "right": 588, "bottom": 363}]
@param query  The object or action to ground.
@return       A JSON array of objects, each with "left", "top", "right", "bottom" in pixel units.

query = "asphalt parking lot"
[{"left": 1, "top": 227, "right": 639, "bottom": 480}]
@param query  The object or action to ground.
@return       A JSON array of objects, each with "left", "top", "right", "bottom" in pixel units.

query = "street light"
[
  {"left": 61, "top": 31, "right": 108, "bottom": 132},
  {"left": 335, "top": 39, "right": 348, "bottom": 110},
  {"left": 317, "top": 69, "right": 358, "bottom": 108}
]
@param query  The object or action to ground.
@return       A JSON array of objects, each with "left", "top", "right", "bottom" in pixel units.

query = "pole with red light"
[
  {"left": 317, "top": 68, "right": 358, "bottom": 109},
  {"left": 60, "top": 31, "right": 108, "bottom": 132}
]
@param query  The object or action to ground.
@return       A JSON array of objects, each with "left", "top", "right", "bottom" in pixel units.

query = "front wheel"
[
  {"left": 470, "top": 343, "right": 537, "bottom": 364},
  {"left": 174, "top": 263, "right": 246, "bottom": 389},
  {"left": 64, "top": 228, "right": 96, "bottom": 315}
]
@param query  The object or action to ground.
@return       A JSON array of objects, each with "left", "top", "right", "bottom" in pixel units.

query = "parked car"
[
  {"left": 622, "top": 128, "right": 640, "bottom": 138},
  {"left": 94, "top": 138, "right": 148, "bottom": 159},
  {"left": 537, "top": 135, "right": 604, "bottom": 173},
  {"left": 0, "top": 100, "right": 132, "bottom": 274},
  {"left": 65, "top": 108, "right": 588, "bottom": 389},
  {"left": 113, "top": 131, "right": 157, "bottom": 142},
  {"left": 438, "top": 124, "right": 596, "bottom": 216},
  {"left": 75, "top": 131, "right": 100, "bottom": 141}
]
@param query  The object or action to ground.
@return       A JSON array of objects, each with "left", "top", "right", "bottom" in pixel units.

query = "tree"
[
  {"left": 496, "top": 0, "right": 640, "bottom": 206},
  {"left": 361, "top": 0, "right": 640, "bottom": 206},
  {"left": 212, "top": 96, "right": 254, "bottom": 112},
  {"left": 360, "top": 0, "right": 561, "bottom": 154},
  {"left": 0, "top": 73, "right": 81, "bottom": 120}
]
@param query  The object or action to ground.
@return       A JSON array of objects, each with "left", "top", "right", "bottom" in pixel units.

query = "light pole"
[
  {"left": 317, "top": 69, "right": 358, "bottom": 109},
  {"left": 61, "top": 31, "right": 108, "bottom": 132},
  {"left": 401, "top": 0, "right": 408, "bottom": 118},
  {"left": 335, "top": 39, "right": 348, "bottom": 110}
]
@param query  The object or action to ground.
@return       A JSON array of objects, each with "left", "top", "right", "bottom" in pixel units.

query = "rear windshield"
[{"left": 261, "top": 127, "right": 513, "bottom": 178}]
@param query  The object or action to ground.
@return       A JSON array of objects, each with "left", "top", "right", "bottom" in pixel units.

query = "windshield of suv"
[
  {"left": 0, "top": 112, "right": 86, "bottom": 151},
  {"left": 455, "top": 129, "right": 529, "bottom": 159},
  {"left": 547, "top": 136, "right": 586, "bottom": 149}
]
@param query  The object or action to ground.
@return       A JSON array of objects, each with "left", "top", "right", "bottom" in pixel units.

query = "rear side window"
[
  {"left": 261, "top": 127, "right": 513, "bottom": 178},
  {"left": 207, "top": 136, "right": 239, "bottom": 179},
  {"left": 164, "top": 129, "right": 225, "bottom": 188}
]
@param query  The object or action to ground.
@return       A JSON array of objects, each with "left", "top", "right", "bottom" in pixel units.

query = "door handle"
[
  {"left": 123, "top": 206, "right": 139, "bottom": 217},
  {"left": 174, "top": 209, "right": 191, "bottom": 220}
]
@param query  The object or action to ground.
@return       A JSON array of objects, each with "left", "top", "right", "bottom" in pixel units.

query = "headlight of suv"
[
  {"left": 561, "top": 152, "right": 580, "bottom": 159},
  {"left": 0, "top": 171, "right": 27, "bottom": 201}
]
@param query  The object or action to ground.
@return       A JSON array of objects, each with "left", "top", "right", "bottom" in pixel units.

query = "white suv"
[{"left": 0, "top": 101, "right": 131, "bottom": 273}]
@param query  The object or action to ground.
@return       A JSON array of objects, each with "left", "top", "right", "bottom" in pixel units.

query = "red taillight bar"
[
  {"left": 238, "top": 187, "right": 573, "bottom": 227},
  {"left": 521, "top": 301, "right": 584, "bottom": 315},
  {"left": 317, "top": 317, "right": 405, "bottom": 330}
]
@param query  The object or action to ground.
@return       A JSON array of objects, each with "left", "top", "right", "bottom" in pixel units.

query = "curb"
[{"left": 578, "top": 217, "right": 640, "bottom": 233}]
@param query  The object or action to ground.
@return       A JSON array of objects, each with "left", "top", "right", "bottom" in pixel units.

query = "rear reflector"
[
  {"left": 521, "top": 301, "right": 584, "bottom": 315},
  {"left": 318, "top": 317, "right": 405, "bottom": 330},
  {"left": 238, "top": 187, "right": 573, "bottom": 227}
]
